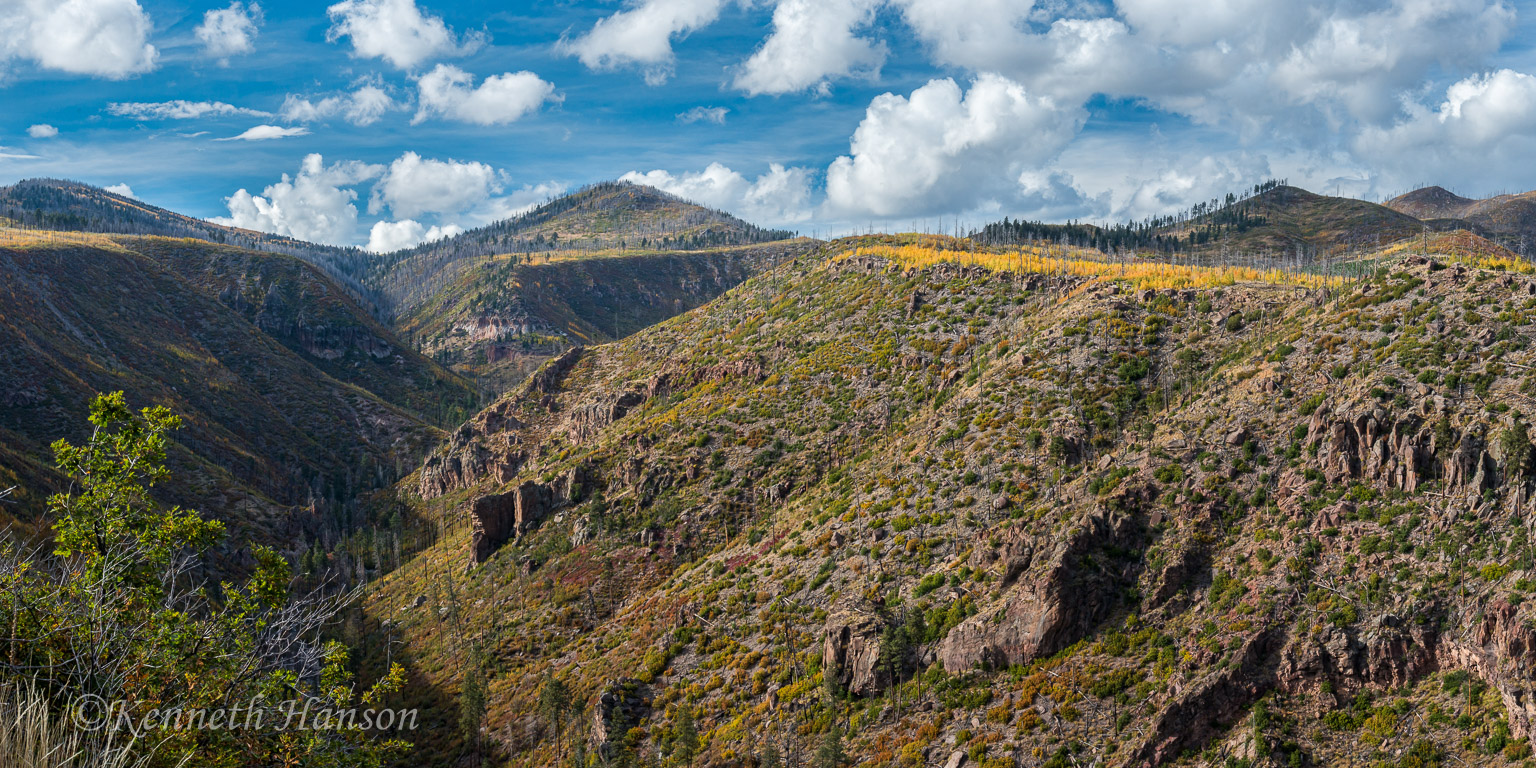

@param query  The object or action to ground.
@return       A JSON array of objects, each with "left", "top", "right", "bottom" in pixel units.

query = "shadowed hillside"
[{"left": 0, "top": 229, "right": 475, "bottom": 545}]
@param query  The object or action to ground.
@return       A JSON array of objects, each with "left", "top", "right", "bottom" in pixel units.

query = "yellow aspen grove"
[{"left": 840, "top": 243, "right": 1349, "bottom": 292}]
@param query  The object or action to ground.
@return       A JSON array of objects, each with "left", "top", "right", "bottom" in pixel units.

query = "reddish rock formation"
[
  {"left": 1441, "top": 598, "right": 1536, "bottom": 738},
  {"left": 939, "top": 510, "right": 1138, "bottom": 672},
  {"left": 1305, "top": 404, "right": 1435, "bottom": 491},
  {"left": 470, "top": 481, "right": 552, "bottom": 564},
  {"left": 822, "top": 597, "right": 889, "bottom": 697}
]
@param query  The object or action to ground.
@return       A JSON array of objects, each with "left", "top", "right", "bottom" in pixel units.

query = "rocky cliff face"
[
  {"left": 822, "top": 597, "right": 891, "bottom": 697},
  {"left": 469, "top": 466, "right": 588, "bottom": 564},
  {"left": 939, "top": 508, "right": 1143, "bottom": 672}
]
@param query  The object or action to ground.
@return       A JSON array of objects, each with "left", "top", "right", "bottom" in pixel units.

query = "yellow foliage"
[
  {"left": 1376, "top": 230, "right": 1535, "bottom": 274},
  {"left": 841, "top": 243, "right": 1347, "bottom": 292}
]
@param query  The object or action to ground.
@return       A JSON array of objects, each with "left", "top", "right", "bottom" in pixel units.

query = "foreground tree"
[{"left": 0, "top": 393, "right": 408, "bottom": 767}]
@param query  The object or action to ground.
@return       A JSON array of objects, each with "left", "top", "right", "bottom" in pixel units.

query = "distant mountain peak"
[{"left": 1386, "top": 186, "right": 1479, "bottom": 220}]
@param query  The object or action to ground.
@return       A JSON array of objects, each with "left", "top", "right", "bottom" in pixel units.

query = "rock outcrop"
[
  {"left": 418, "top": 421, "right": 526, "bottom": 500},
  {"left": 939, "top": 510, "right": 1140, "bottom": 672},
  {"left": 564, "top": 389, "right": 647, "bottom": 445},
  {"left": 1305, "top": 404, "right": 1434, "bottom": 492},
  {"left": 470, "top": 482, "right": 549, "bottom": 564},
  {"left": 527, "top": 346, "right": 584, "bottom": 395},
  {"left": 1131, "top": 627, "right": 1287, "bottom": 767},
  {"left": 1441, "top": 598, "right": 1536, "bottom": 738},
  {"left": 469, "top": 465, "right": 592, "bottom": 564},
  {"left": 590, "top": 680, "right": 648, "bottom": 759},
  {"left": 560, "top": 357, "right": 766, "bottom": 445},
  {"left": 822, "top": 597, "right": 889, "bottom": 697}
]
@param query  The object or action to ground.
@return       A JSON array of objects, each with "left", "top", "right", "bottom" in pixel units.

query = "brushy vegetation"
[{"left": 0, "top": 393, "right": 409, "bottom": 768}]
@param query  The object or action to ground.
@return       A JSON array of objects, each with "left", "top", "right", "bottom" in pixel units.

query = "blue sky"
[{"left": 4, "top": 0, "right": 1536, "bottom": 251}]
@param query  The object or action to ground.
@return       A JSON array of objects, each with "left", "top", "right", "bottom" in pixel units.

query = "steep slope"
[
  {"left": 367, "top": 234, "right": 1536, "bottom": 768},
  {"left": 0, "top": 178, "right": 808, "bottom": 400},
  {"left": 0, "top": 178, "right": 379, "bottom": 305},
  {"left": 368, "top": 181, "right": 805, "bottom": 393},
  {"left": 1389, "top": 186, "right": 1536, "bottom": 248},
  {"left": 394, "top": 240, "right": 818, "bottom": 393},
  {"left": 367, "top": 182, "right": 795, "bottom": 314},
  {"left": 0, "top": 229, "right": 474, "bottom": 540}
]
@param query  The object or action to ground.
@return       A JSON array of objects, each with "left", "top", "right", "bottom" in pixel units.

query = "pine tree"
[
  {"left": 759, "top": 743, "right": 782, "bottom": 768},
  {"left": 460, "top": 668, "right": 487, "bottom": 749},
  {"left": 673, "top": 706, "right": 699, "bottom": 766},
  {"left": 539, "top": 673, "right": 573, "bottom": 756},
  {"left": 815, "top": 724, "right": 847, "bottom": 768}
]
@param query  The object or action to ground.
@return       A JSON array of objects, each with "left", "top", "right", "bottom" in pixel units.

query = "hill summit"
[
  {"left": 1387, "top": 186, "right": 1536, "bottom": 247},
  {"left": 1385, "top": 186, "right": 1480, "bottom": 220}
]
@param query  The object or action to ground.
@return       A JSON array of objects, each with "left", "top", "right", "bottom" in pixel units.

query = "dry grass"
[
  {"left": 0, "top": 680, "right": 145, "bottom": 768},
  {"left": 0, "top": 228, "right": 129, "bottom": 252}
]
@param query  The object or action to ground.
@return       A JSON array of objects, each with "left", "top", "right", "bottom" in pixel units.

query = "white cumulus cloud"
[
  {"left": 104, "top": 183, "right": 136, "bottom": 198},
  {"left": 561, "top": 0, "right": 726, "bottom": 85},
  {"left": 196, "top": 1, "right": 262, "bottom": 62},
  {"left": 281, "top": 83, "right": 399, "bottom": 127},
  {"left": 413, "top": 64, "right": 560, "bottom": 125},
  {"left": 27, "top": 124, "right": 58, "bottom": 138},
  {"left": 108, "top": 101, "right": 271, "bottom": 120},
  {"left": 734, "top": 0, "right": 886, "bottom": 96},
  {"left": 1357, "top": 69, "right": 1536, "bottom": 192},
  {"left": 826, "top": 73, "right": 1086, "bottom": 218},
  {"left": 622, "top": 162, "right": 815, "bottom": 226},
  {"left": 1115, "top": 0, "right": 1271, "bottom": 47},
  {"left": 370, "top": 151, "right": 502, "bottom": 220},
  {"left": 366, "top": 219, "right": 463, "bottom": 253},
  {"left": 212, "top": 154, "right": 383, "bottom": 246},
  {"left": 0, "top": 0, "right": 158, "bottom": 79},
  {"left": 325, "top": 0, "right": 483, "bottom": 69},
  {"left": 220, "top": 125, "right": 310, "bottom": 141}
]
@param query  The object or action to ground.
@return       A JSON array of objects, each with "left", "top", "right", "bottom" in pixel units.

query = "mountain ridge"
[
  {"left": 0, "top": 229, "right": 475, "bottom": 552},
  {"left": 1387, "top": 185, "right": 1536, "bottom": 248}
]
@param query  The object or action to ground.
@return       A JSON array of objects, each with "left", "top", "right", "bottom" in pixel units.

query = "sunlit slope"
[{"left": 365, "top": 235, "right": 1536, "bottom": 767}]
